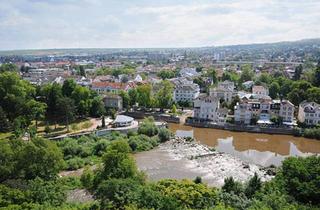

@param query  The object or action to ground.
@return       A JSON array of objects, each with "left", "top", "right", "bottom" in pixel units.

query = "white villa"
[
  {"left": 298, "top": 101, "right": 320, "bottom": 126},
  {"left": 173, "top": 83, "right": 200, "bottom": 103},
  {"left": 210, "top": 80, "right": 235, "bottom": 103},
  {"left": 235, "top": 99, "right": 295, "bottom": 125},
  {"left": 193, "top": 95, "right": 226, "bottom": 124},
  {"left": 252, "top": 85, "right": 269, "bottom": 96}
]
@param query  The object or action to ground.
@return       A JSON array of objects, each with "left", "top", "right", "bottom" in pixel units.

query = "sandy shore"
[{"left": 159, "top": 137, "right": 274, "bottom": 186}]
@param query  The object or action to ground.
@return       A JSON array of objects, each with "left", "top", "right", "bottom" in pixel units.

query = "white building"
[
  {"left": 179, "top": 67, "right": 200, "bottom": 78},
  {"left": 252, "top": 85, "right": 269, "bottom": 96},
  {"left": 234, "top": 102, "right": 253, "bottom": 125},
  {"left": 112, "top": 115, "right": 134, "bottom": 127},
  {"left": 234, "top": 99, "right": 295, "bottom": 125},
  {"left": 210, "top": 81, "right": 235, "bottom": 103},
  {"left": 193, "top": 95, "right": 226, "bottom": 124},
  {"left": 242, "top": 81, "right": 254, "bottom": 89},
  {"left": 274, "top": 100, "right": 295, "bottom": 124},
  {"left": 173, "top": 83, "right": 200, "bottom": 103},
  {"left": 298, "top": 101, "right": 320, "bottom": 126}
]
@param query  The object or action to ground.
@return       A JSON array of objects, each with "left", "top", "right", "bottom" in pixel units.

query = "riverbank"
[
  {"left": 136, "top": 136, "right": 275, "bottom": 187},
  {"left": 185, "top": 119, "right": 295, "bottom": 135}
]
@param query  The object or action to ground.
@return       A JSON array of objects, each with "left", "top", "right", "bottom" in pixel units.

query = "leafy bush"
[
  {"left": 81, "top": 167, "right": 94, "bottom": 189},
  {"left": 222, "top": 177, "right": 243, "bottom": 195},
  {"left": 65, "top": 157, "right": 85, "bottom": 170},
  {"left": 128, "top": 135, "right": 158, "bottom": 152},
  {"left": 154, "top": 179, "right": 218, "bottom": 209},
  {"left": 28, "top": 178, "right": 66, "bottom": 206},
  {"left": 158, "top": 128, "right": 171, "bottom": 142},
  {"left": 138, "top": 117, "right": 158, "bottom": 137},
  {"left": 278, "top": 156, "right": 320, "bottom": 205}
]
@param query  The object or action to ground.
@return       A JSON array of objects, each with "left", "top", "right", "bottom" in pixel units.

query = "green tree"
[
  {"left": 257, "top": 73, "right": 272, "bottom": 85},
  {"left": 17, "top": 138, "right": 64, "bottom": 180},
  {"left": 0, "top": 106, "right": 11, "bottom": 132},
  {"left": 79, "top": 65, "right": 86, "bottom": 77},
  {"left": 245, "top": 173, "right": 261, "bottom": 198},
  {"left": 28, "top": 177, "right": 66, "bottom": 206},
  {"left": 62, "top": 79, "right": 76, "bottom": 97},
  {"left": 239, "top": 65, "right": 254, "bottom": 83},
  {"left": 41, "top": 83, "right": 62, "bottom": 119},
  {"left": 171, "top": 104, "right": 177, "bottom": 114},
  {"left": 157, "top": 70, "right": 176, "bottom": 80},
  {"left": 0, "top": 72, "right": 35, "bottom": 122},
  {"left": 293, "top": 64, "right": 303, "bottom": 80},
  {"left": 306, "top": 87, "right": 320, "bottom": 104},
  {"left": 137, "top": 84, "right": 152, "bottom": 108},
  {"left": 128, "top": 88, "right": 138, "bottom": 106},
  {"left": 287, "top": 80, "right": 312, "bottom": 105},
  {"left": 90, "top": 96, "right": 105, "bottom": 117},
  {"left": 95, "top": 140, "right": 138, "bottom": 184},
  {"left": 57, "top": 97, "right": 76, "bottom": 132},
  {"left": 155, "top": 80, "right": 173, "bottom": 110},
  {"left": 138, "top": 117, "right": 158, "bottom": 137},
  {"left": 155, "top": 179, "right": 218, "bottom": 209},
  {"left": 0, "top": 63, "right": 18, "bottom": 73},
  {"left": 207, "top": 68, "right": 218, "bottom": 84},
  {"left": 101, "top": 115, "right": 106, "bottom": 128},
  {"left": 81, "top": 167, "right": 94, "bottom": 189},
  {"left": 119, "top": 90, "right": 130, "bottom": 109},
  {"left": 279, "top": 156, "right": 320, "bottom": 205},
  {"left": 96, "top": 178, "right": 140, "bottom": 209},
  {"left": 313, "top": 64, "right": 320, "bottom": 87},
  {"left": 158, "top": 128, "right": 171, "bottom": 142},
  {"left": 222, "top": 177, "right": 243, "bottom": 195},
  {"left": 269, "top": 82, "right": 280, "bottom": 99},
  {"left": 0, "top": 140, "right": 15, "bottom": 182},
  {"left": 26, "top": 100, "right": 47, "bottom": 129}
]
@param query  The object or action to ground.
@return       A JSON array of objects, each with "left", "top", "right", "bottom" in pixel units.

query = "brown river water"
[
  {"left": 134, "top": 123, "right": 320, "bottom": 185},
  {"left": 168, "top": 123, "right": 320, "bottom": 166}
]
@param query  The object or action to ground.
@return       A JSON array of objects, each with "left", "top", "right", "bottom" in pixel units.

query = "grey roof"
[{"left": 113, "top": 115, "right": 134, "bottom": 123}]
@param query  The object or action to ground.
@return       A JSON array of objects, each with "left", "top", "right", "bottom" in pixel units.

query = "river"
[
  {"left": 168, "top": 123, "right": 320, "bottom": 166},
  {"left": 134, "top": 123, "right": 320, "bottom": 186}
]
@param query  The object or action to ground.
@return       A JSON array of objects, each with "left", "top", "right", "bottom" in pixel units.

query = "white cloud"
[{"left": 0, "top": 0, "right": 319, "bottom": 50}]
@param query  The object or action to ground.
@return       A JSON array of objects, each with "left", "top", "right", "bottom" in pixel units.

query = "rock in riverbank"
[{"left": 160, "top": 137, "right": 274, "bottom": 187}]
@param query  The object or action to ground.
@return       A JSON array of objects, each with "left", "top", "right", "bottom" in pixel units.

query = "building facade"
[
  {"left": 193, "top": 95, "right": 225, "bottom": 124},
  {"left": 173, "top": 83, "right": 200, "bottom": 103},
  {"left": 298, "top": 101, "right": 320, "bottom": 125},
  {"left": 235, "top": 99, "right": 295, "bottom": 125},
  {"left": 103, "top": 95, "right": 123, "bottom": 110},
  {"left": 209, "top": 81, "right": 235, "bottom": 103},
  {"left": 252, "top": 85, "right": 269, "bottom": 96}
]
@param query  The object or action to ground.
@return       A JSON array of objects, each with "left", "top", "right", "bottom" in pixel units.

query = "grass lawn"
[
  {"left": 0, "top": 132, "right": 12, "bottom": 140},
  {"left": 36, "top": 119, "right": 93, "bottom": 137}
]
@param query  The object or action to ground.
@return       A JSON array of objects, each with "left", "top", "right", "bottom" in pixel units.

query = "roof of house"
[
  {"left": 92, "top": 82, "right": 126, "bottom": 89},
  {"left": 113, "top": 115, "right": 134, "bottom": 123},
  {"left": 300, "top": 101, "right": 320, "bottom": 113}
]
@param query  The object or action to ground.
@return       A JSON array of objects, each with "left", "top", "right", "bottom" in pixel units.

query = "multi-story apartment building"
[
  {"left": 209, "top": 80, "right": 235, "bottom": 103},
  {"left": 103, "top": 95, "right": 123, "bottom": 110},
  {"left": 91, "top": 81, "right": 133, "bottom": 94},
  {"left": 298, "top": 101, "right": 320, "bottom": 126},
  {"left": 252, "top": 85, "right": 269, "bottom": 96},
  {"left": 193, "top": 95, "right": 226, "bottom": 124},
  {"left": 234, "top": 101, "right": 252, "bottom": 125},
  {"left": 272, "top": 100, "right": 295, "bottom": 123},
  {"left": 234, "top": 99, "right": 295, "bottom": 125},
  {"left": 173, "top": 83, "right": 200, "bottom": 103}
]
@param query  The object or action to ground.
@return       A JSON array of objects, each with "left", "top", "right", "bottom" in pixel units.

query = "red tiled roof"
[{"left": 92, "top": 82, "right": 125, "bottom": 89}]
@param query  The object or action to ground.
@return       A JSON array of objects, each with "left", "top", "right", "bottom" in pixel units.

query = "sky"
[{"left": 0, "top": 0, "right": 320, "bottom": 50}]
